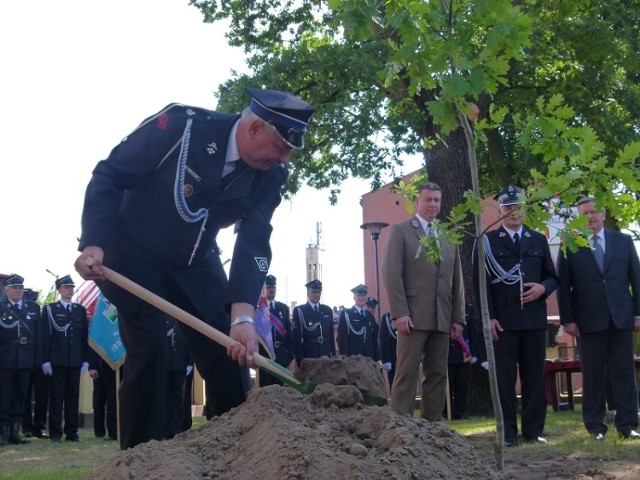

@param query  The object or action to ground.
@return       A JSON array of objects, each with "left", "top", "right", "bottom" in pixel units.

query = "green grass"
[
  {"left": 1, "top": 410, "right": 637, "bottom": 478},
  {"left": 444, "top": 406, "right": 640, "bottom": 462}
]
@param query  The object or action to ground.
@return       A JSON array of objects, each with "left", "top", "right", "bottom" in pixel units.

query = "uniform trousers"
[
  {"left": 494, "top": 329, "right": 547, "bottom": 440},
  {"left": 22, "top": 368, "right": 49, "bottom": 434},
  {"left": 0, "top": 368, "right": 30, "bottom": 425},
  {"left": 48, "top": 367, "right": 81, "bottom": 439},
  {"left": 390, "top": 330, "right": 450, "bottom": 420},
  {"left": 92, "top": 365, "right": 117, "bottom": 438},
  {"left": 580, "top": 325, "right": 638, "bottom": 436}
]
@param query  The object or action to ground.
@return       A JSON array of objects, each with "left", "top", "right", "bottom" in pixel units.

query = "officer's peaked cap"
[
  {"left": 55, "top": 274, "right": 75, "bottom": 289},
  {"left": 265, "top": 274, "right": 277, "bottom": 286},
  {"left": 366, "top": 297, "right": 378, "bottom": 308},
  {"left": 305, "top": 279, "right": 323, "bottom": 291},
  {"left": 351, "top": 284, "right": 368, "bottom": 295},
  {"left": 3, "top": 274, "right": 24, "bottom": 287},
  {"left": 494, "top": 185, "right": 523, "bottom": 206},
  {"left": 246, "top": 87, "right": 315, "bottom": 150}
]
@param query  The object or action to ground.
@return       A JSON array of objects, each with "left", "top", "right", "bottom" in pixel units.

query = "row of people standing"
[
  {"left": 1, "top": 274, "right": 88, "bottom": 445},
  {"left": 381, "top": 181, "right": 639, "bottom": 448}
]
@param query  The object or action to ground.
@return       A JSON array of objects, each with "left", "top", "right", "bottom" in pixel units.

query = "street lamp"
[{"left": 360, "top": 221, "right": 389, "bottom": 324}]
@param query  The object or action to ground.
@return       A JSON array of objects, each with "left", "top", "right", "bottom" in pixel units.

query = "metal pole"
[{"left": 373, "top": 234, "right": 381, "bottom": 324}]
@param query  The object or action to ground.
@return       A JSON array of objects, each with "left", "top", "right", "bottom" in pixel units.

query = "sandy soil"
[{"left": 85, "top": 356, "right": 639, "bottom": 480}]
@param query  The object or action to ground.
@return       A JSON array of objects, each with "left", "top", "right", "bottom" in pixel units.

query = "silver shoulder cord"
[
  {"left": 172, "top": 117, "right": 210, "bottom": 266},
  {"left": 482, "top": 234, "right": 524, "bottom": 309},
  {"left": 46, "top": 305, "right": 70, "bottom": 336},
  {"left": 344, "top": 312, "right": 366, "bottom": 339},
  {"left": 385, "top": 315, "right": 397, "bottom": 340},
  {"left": 0, "top": 313, "right": 19, "bottom": 329}
]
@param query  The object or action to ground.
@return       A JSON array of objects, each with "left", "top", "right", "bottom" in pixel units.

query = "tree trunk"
[{"left": 424, "top": 128, "right": 493, "bottom": 416}]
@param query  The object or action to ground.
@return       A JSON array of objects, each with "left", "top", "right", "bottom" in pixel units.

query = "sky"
[{"left": 0, "top": 0, "right": 420, "bottom": 308}]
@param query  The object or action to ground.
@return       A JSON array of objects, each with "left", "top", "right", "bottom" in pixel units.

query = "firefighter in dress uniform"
[
  {"left": 291, "top": 280, "right": 335, "bottom": 366},
  {"left": 473, "top": 185, "right": 557, "bottom": 447},
  {"left": 74, "top": 88, "right": 314, "bottom": 449},
  {"left": 337, "top": 285, "right": 380, "bottom": 361},
  {"left": 0, "top": 274, "right": 41, "bottom": 446},
  {"left": 259, "top": 274, "right": 293, "bottom": 386},
  {"left": 41, "top": 275, "right": 89, "bottom": 442}
]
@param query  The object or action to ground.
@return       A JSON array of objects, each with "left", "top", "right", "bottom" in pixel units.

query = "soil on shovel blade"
[{"left": 85, "top": 356, "right": 504, "bottom": 480}]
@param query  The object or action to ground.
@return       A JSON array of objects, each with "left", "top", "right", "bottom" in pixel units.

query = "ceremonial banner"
[
  {"left": 255, "top": 296, "right": 275, "bottom": 359},
  {"left": 88, "top": 293, "right": 126, "bottom": 370}
]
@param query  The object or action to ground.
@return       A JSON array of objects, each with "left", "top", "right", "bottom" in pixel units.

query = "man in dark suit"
[
  {"left": 337, "top": 285, "right": 380, "bottom": 361},
  {"left": 0, "top": 274, "right": 41, "bottom": 446},
  {"left": 74, "top": 88, "right": 314, "bottom": 449},
  {"left": 557, "top": 196, "right": 640, "bottom": 441},
  {"left": 382, "top": 181, "right": 465, "bottom": 421},
  {"left": 475, "top": 185, "right": 557, "bottom": 447},
  {"left": 41, "top": 275, "right": 89, "bottom": 443},
  {"left": 259, "top": 274, "right": 293, "bottom": 386},
  {"left": 291, "top": 280, "right": 335, "bottom": 366}
]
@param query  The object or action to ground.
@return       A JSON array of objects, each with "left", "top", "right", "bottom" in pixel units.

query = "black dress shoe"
[
  {"left": 50, "top": 437, "right": 61, "bottom": 443},
  {"left": 65, "top": 436, "right": 82, "bottom": 442},
  {"left": 590, "top": 432, "right": 605, "bottom": 442},
  {"left": 34, "top": 430, "right": 49, "bottom": 439},
  {"left": 504, "top": 437, "right": 517, "bottom": 447},
  {"left": 619, "top": 430, "right": 640, "bottom": 440}
]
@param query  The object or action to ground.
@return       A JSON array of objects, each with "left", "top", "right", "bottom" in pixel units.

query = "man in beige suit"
[{"left": 382, "top": 182, "right": 465, "bottom": 420}]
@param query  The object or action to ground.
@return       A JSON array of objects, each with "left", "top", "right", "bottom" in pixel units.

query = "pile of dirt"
[{"left": 86, "top": 356, "right": 504, "bottom": 480}]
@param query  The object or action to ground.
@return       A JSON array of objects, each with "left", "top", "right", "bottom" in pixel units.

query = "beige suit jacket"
[{"left": 382, "top": 217, "right": 465, "bottom": 332}]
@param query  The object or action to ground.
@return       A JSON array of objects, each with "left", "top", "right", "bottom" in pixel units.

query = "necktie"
[
  {"left": 13, "top": 303, "right": 20, "bottom": 312},
  {"left": 513, "top": 232, "right": 521, "bottom": 252},
  {"left": 270, "top": 301, "right": 275, "bottom": 310},
  {"left": 425, "top": 222, "right": 432, "bottom": 236},
  {"left": 67, "top": 304, "right": 72, "bottom": 312},
  {"left": 592, "top": 235, "right": 605, "bottom": 271},
  {"left": 313, "top": 304, "right": 319, "bottom": 313}
]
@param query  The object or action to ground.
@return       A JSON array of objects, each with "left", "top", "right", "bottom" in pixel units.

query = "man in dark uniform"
[
  {"left": 22, "top": 286, "right": 49, "bottom": 439},
  {"left": 291, "top": 280, "right": 335, "bottom": 366},
  {"left": 377, "top": 308, "right": 398, "bottom": 389},
  {"left": 337, "top": 285, "right": 380, "bottom": 361},
  {"left": 41, "top": 275, "right": 89, "bottom": 442},
  {"left": 474, "top": 185, "right": 558, "bottom": 447},
  {"left": 87, "top": 347, "right": 118, "bottom": 441},
  {"left": 74, "top": 88, "right": 314, "bottom": 449},
  {"left": 0, "top": 274, "right": 40, "bottom": 446},
  {"left": 164, "top": 316, "right": 192, "bottom": 439},
  {"left": 259, "top": 274, "right": 293, "bottom": 386}
]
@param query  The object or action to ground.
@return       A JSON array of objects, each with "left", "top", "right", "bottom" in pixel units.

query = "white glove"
[
  {"left": 81, "top": 362, "right": 89, "bottom": 374},
  {"left": 42, "top": 362, "right": 53, "bottom": 376},
  {"left": 470, "top": 356, "right": 478, "bottom": 365},
  {"left": 480, "top": 361, "right": 489, "bottom": 371},
  {"left": 186, "top": 365, "right": 193, "bottom": 376},
  {"left": 383, "top": 362, "right": 392, "bottom": 372}
]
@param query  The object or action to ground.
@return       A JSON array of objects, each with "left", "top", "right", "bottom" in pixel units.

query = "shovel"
[{"left": 85, "top": 260, "right": 316, "bottom": 394}]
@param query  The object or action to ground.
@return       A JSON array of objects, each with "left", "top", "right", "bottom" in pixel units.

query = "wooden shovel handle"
[{"left": 86, "top": 260, "right": 299, "bottom": 384}]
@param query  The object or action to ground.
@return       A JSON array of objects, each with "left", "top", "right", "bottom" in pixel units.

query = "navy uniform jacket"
[
  {"left": 165, "top": 317, "right": 191, "bottom": 372},
  {"left": 269, "top": 300, "right": 293, "bottom": 367},
  {"left": 78, "top": 104, "right": 285, "bottom": 320},
  {"left": 41, "top": 302, "right": 89, "bottom": 368},
  {"left": 0, "top": 301, "right": 41, "bottom": 369},
  {"left": 378, "top": 312, "right": 397, "bottom": 367},
  {"left": 291, "top": 303, "right": 335, "bottom": 365},
  {"left": 479, "top": 225, "right": 558, "bottom": 331},
  {"left": 557, "top": 229, "right": 640, "bottom": 333},
  {"left": 337, "top": 307, "right": 380, "bottom": 361}
]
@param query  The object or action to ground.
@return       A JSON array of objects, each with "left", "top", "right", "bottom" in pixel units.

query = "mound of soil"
[{"left": 86, "top": 356, "right": 504, "bottom": 480}]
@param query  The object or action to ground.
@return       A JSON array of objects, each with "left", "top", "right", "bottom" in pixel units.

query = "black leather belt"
[{"left": 6, "top": 337, "right": 31, "bottom": 345}]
